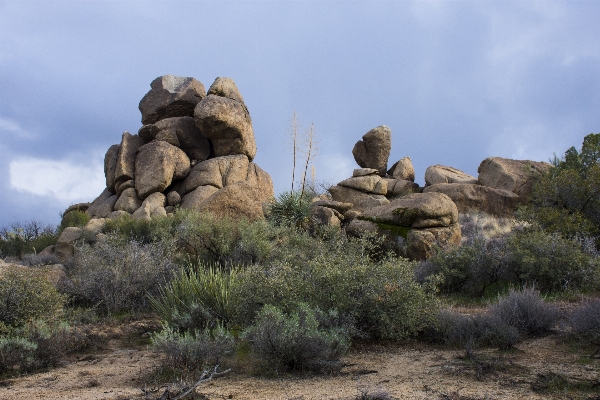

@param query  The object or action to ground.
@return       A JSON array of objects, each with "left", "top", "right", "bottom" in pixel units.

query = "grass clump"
[{"left": 242, "top": 303, "right": 349, "bottom": 373}]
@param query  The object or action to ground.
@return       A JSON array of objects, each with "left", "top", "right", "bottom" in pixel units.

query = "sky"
[{"left": 1, "top": 0, "right": 600, "bottom": 227}]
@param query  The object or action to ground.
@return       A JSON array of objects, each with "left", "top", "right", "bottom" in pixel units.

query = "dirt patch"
[{"left": 1, "top": 320, "right": 598, "bottom": 399}]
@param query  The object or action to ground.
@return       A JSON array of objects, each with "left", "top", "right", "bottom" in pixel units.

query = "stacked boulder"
[
  {"left": 318, "top": 125, "right": 551, "bottom": 259},
  {"left": 55, "top": 75, "right": 274, "bottom": 262}
]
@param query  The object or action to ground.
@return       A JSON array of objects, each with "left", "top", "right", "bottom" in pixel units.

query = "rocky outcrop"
[
  {"left": 139, "top": 75, "right": 206, "bottom": 125},
  {"left": 477, "top": 157, "right": 551, "bottom": 202},
  {"left": 424, "top": 165, "right": 477, "bottom": 186},
  {"left": 423, "top": 183, "right": 520, "bottom": 217},
  {"left": 352, "top": 125, "right": 391, "bottom": 176},
  {"left": 194, "top": 78, "right": 257, "bottom": 160},
  {"left": 328, "top": 185, "right": 390, "bottom": 212},
  {"left": 86, "top": 75, "right": 273, "bottom": 224},
  {"left": 384, "top": 179, "right": 420, "bottom": 197},
  {"left": 338, "top": 175, "right": 387, "bottom": 195}
]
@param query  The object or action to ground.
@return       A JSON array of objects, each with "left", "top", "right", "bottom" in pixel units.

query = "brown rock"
[
  {"left": 360, "top": 192, "right": 458, "bottom": 228},
  {"left": 328, "top": 185, "right": 390, "bottom": 212},
  {"left": 138, "top": 124, "right": 159, "bottom": 143},
  {"left": 179, "top": 155, "right": 249, "bottom": 196},
  {"left": 55, "top": 227, "right": 83, "bottom": 263},
  {"left": 114, "top": 132, "right": 145, "bottom": 184},
  {"left": 167, "top": 191, "right": 181, "bottom": 206},
  {"left": 116, "top": 179, "right": 134, "bottom": 196},
  {"left": 180, "top": 185, "right": 220, "bottom": 210},
  {"left": 92, "top": 195, "right": 118, "bottom": 218},
  {"left": 407, "top": 223, "right": 461, "bottom": 260},
  {"left": 139, "top": 75, "right": 206, "bottom": 125},
  {"left": 194, "top": 94, "right": 256, "bottom": 160},
  {"left": 114, "top": 187, "right": 143, "bottom": 213},
  {"left": 207, "top": 77, "right": 245, "bottom": 102},
  {"left": 84, "top": 218, "right": 106, "bottom": 234},
  {"left": 87, "top": 188, "right": 113, "bottom": 217},
  {"left": 132, "top": 192, "right": 167, "bottom": 221},
  {"left": 104, "top": 144, "right": 120, "bottom": 193},
  {"left": 477, "top": 157, "right": 551, "bottom": 202},
  {"left": 135, "top": 141, "right": 191, "bottom": 199},
  {"left": 312, "top": 206, "right": 342, "bottom": 228},
  {"left": 154, "top": 117, "right": 211, "bottom": 162},
  {"left": 353, "top": 168, "right": 379, "bottom": 177},
  {"left": 424, "top": 165, "right": 477, "bottom": 186},
  {"left": 338, "top": 175, "right": 387, "bottom": 195},
  {"left": 385, "top": 179, "right": 420, "bottom": 197},
  {"left": 351, "top": 125, "right": 391, "bottom": 176},
  {"left": 245, "top": 163, "right": 275, "bottom": 198},
  {"left": 423, "top": 183, "right": 520, "bottom": 217},
  {"left": 194, "top": 181, "right": 270, "bottom": 220},
  {"left": 311, "top": 200, "right": 354, "bottom": 214},
  {"left": 387, "top": 156, "right": 415, "bottom": 181}
]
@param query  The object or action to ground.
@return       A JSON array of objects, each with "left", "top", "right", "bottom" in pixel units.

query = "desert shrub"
[
  {"left": 568, "top": 298, "right": 600, "bottom": 342},
  {"left": 505, "top": 230, "right": 599, "bottom": 292},
  {"left": 230, "top": 235, "right": 437, "bottom": 340},
  {"left": 149, "top": 263, "right": 240, "bottom": 331},
  {"left": 0, "top": 267, "right": 66, "bottom": 331},
  {"left": 59, "top": 210, "right": 90, "bottom": 232},
  {"left": 242, "top": 303, "right": 349, "bottom": 373},
  {"left": 433, "top": 309, "right": 520, "bottom": 356},
  {"left": 102, "top": 212, "right": 187, "bottom": 244},
  {"left": 19, "top": 252, "right": 59, "bottom": 267},
  {"left": 152, "top": 324, "right": 235, "bottom": 372},
  {"left": 266, "top": 190, "right": 315, "bottom": 231},
  {"left": 0, "top": 221, "right": 58, "bottom": 259},
  {"left": 69, "top": 234, "right": 176, "bottom": 314},
  {"left": 488, "top": 287, "right": 558, "bottom": 336}
]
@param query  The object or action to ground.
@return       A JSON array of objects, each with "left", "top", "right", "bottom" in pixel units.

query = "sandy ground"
[{"left": 1, "top": 318, "right": 598, "bottom": 400}]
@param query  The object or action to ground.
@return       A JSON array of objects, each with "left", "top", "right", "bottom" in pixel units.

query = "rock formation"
[
  {"left": 84, "top": 75, "right": 274, "bottom": 230},
  {"left": 352, "top": 125, "right": 391, "bottom": 176}
]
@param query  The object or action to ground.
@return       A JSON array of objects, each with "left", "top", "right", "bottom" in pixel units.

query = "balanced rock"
[
  {"left": 387, "top": 156, "right": 415, "bottom": 181},
  {"left": 139, "top": 75, "right": 206, "bottom": 125},
  {"left": 328, "top": 185, "right": 389, "bottom": 212},
  {"left": 352, "top": 125, "right": 392, "bottom": 176},
  {"left": 194, "top": 78, "right": 256, "bottom": 160},
  {"left": 359, "top": 192, "right": 458, "bottom": 229},
  {"left": 423, "top": 183, "right": 520, "bottom": 217},
  {"left": 104, "top": 144, "right": 120, "bottom": 193},
  {"left": 179, "top": 155, "right": 249, "bottom": 196},
  {"left": 424, "top": 165, "right": 477, "bottom": 186},
  {"left": 114, "top": 132, "right": 145, "bottom": 184},
  {"left": 135, "top": 141, "right": 191, "bottom": 199},
  {"left": 477, "top": 157, "right": 551, "bottom": 202},
  {"left": 384, "top": 178, "right": 420, "bottom": 197},
  {"left": 338, "top": 175, "right": 387, "bottom": 195}
]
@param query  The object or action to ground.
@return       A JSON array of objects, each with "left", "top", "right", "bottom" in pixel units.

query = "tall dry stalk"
[
  {"left": 290, "top": 111, "right": 299, "bottom": 195},
  {"left": 300, "top": 122, "right": 317, "bottom": 203}
]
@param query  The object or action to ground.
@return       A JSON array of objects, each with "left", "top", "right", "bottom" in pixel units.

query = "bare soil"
[{"left": 1, "top": 316, "right": 598, "bottom": 400}]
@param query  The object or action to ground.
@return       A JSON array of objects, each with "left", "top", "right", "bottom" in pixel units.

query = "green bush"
[
  {"left": 0, "top": 221, "right": 58, "bottom": 259},
  {"left": 102, "top": 212, "right": 187, "bottom": 244},
  {"left": 69, "top": 234, "right": 176, "bottom": 315},
  {"left": 242, "top": 303, "right": 349, "bottom": 373},
  {"left": 505, "top": 230, "right": 599, "bottom": 292},
  {"left": 230, "top": 235, "right": 437, "bottom": 340},
  {"left": 59, "top": 210, "right": 91, "bottom": 232},
  {"left": 152, "top": 325, "right": 235, "bottom": 372},
  {"left": 0, "top": 267, "right": 66, "bottom": 331},
  {"left": 149, "top": 263, "right": 240, "bottom": 331}
]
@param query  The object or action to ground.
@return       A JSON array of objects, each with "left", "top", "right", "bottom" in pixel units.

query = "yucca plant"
[
  {"left": 267, "top": 190, "right": 315, "bottom": 231},
  {"left": 149, "top": 262, "right": 240, "bottom": 331}
]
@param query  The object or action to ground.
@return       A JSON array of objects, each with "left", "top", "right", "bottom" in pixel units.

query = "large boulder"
[
  {"left": 351, "top": 125, "right": 392, "bottom": 176},
  {"left": 359, "top": 192, "right": 458, "bottom": 229},
  {"left": 384, "top": 178, "right": 420, "bottom": 197},
  {"left": 407, "top": 224, "right": 461, "bottom": 260},
  {"left": 132, "top": 192, "right": 167, "bottom": 221},
  {"left": 54, "top": 227, "right": 83, "bottom": 263},
  {"left": 93, "top": 194, "right": 118, "bottom": 218},
  {"left": 311, "top": 206, "right": 342, "bottom": 228},
  {"left": 423, "top": 183, "right": 520, "bottom": 217},
  {"left": 146, "top": 117, "right": 211, "bottom": 162},
  {"left": 114, "top": 132, "right": 145, "bottom": 184},
  {"left": 311, "top": 200, "right": 354, "bottom": 214},
  {"left": 245, "top": 163, "right": 274, "bottom": 198},
  {"left": 139, "top": 75, "right": 206, "bottom": 125},
  {"left": 477, "top": 157, "right": 551, "bottom": 202},
  {"left": 114, "top": 187, "right": 143, "bottom": 214},
  {"left": 338, "top": 175, "right": 387, "bottom": 195},
  {"left": 180, "top": 185, "right": 220, "bottom": 210},
  {"left": 328, "top": 185, "right": 390, "bottom": 212},
  {"left": 179, "top": 155, "right": 249, "bottom": 196},
  {"left": 135, "top": 141, "right": 191, "bottom": 199},
  {"left": 387, "top": 157, "right": 415, "bottom": 181},
  {"left": 424, "top": 165, "right": 477, "bottom": 186},
  {"left": 104, "top": 144, "right": 120, "bottom": 193},
  {"left": 194, "top": 181, "right": 271, "bottom": 220},
  {"left": 194, "top": 78, "right": 256, "bottom": 160},
  {"left": 86, "top": 188, "right": 112, "bottom": 217}
]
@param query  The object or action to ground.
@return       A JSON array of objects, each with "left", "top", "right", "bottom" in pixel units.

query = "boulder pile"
[
  {"left": 314, "top": 125, "right": 551, "bottom": 259},
  {"left": 56, "top": 75, "right": 274, "bottom": 262}
]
